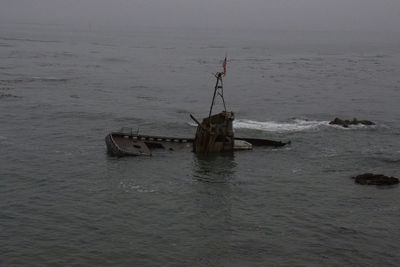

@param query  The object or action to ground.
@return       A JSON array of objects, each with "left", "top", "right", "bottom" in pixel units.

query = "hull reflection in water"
[{"left": 193, "top": 153, "right": 237, "bottom": 183}]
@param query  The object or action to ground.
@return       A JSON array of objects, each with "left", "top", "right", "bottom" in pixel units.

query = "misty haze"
[
  {"left": 2, "top": 0, "right": 400, "bottom": 32},
  {"left": 1, "top": 0, "right": 400, "bottom": 266}
]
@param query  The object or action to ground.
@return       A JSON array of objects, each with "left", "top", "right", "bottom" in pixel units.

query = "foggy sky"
[{"left": 1, "top": 0, "right": 400, "bottom": 32}]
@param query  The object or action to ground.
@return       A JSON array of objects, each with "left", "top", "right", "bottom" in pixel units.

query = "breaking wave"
[
  {"left": 189, "top": 118, "right": 377, "bottom": 132},
  {"left": 234, "top": 119, "right": 329, "bottom": 132},
  {"left": 189, "top": 119, "right": 330, "bottom": 132}
]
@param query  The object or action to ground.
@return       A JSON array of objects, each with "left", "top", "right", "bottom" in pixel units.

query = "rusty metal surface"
[{"left": 193, "top": 111, "right": 235, "bottom": 153}]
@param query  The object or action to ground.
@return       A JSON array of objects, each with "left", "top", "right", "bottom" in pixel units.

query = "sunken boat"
[{"left": 105, "top": 71, "right": 289, "bottom": 157}]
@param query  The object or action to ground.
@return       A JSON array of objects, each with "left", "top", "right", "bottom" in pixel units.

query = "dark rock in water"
[
  {"left": 329, "top": 117, "right": 348, "bottom": 127},
  {"left": 329, "top": 117, "right": 375, "bottom": 128},
  {"left": 355, "top": 119, "right": 375, "bottom": 126},
  {"left": 352, "top": 173, "right": 399, "bottom": 185}
]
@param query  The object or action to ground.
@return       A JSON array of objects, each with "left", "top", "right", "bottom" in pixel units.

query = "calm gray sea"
[{"left": 1, "top": 23, "right": 400, "bottom": 266}]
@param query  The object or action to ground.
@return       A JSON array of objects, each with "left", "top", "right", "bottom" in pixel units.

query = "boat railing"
[{"left": 119, "top": 127, "right": 136, "bottom": 136}]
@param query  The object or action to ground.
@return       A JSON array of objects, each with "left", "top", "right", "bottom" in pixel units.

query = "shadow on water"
[{"left": 192, "top": 153, "right": 237, "bottom": 183}]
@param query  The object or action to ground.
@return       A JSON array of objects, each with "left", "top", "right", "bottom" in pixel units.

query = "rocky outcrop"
[
  {"left": 352, "top": 173, "right": 399, "bottom": 185},
  {"left": 329, "top": 117, "right": 375, "bottom": 128}
]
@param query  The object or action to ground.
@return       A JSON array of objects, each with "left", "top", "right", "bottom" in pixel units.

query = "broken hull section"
[
  {"left": 105, "top": 132, "right": 289, "bottom": 157},
  {"left": 235, "top": 137, "right": 289, "bottom": 148}
]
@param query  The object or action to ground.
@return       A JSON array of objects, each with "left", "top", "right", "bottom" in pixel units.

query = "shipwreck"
[{"left": 105, "top": 70, "right": 289, "bottom": 157}]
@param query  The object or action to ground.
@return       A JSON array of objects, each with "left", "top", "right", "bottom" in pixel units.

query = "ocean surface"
[{"left": 1, "top": 23, "right": 400, "bottom": 266}]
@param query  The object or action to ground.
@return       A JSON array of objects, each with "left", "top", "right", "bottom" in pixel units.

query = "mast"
[
  {"left": 192, "top": 58, "right": 234, "bottom": 153},
  {"left": 208, "top": 72, "right": 227, "bottom": 121}
]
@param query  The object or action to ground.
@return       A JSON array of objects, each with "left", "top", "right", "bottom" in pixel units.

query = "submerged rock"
[
  {"left": 352, "top": 173, "right": 399, "bottom": 185},
  {"left": 329, "top": 117, "right": 375, "bottom": 128}
]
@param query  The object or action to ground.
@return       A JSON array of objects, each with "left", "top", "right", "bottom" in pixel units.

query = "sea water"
[{"left": 1, "top": 23, "right": 400, "bottom": 266}]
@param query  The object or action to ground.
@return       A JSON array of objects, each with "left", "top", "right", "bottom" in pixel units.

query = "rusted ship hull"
[
  {"left": 105, "top": 68, "right": 290, "bottom": 157},
  {"left": 105, "top": 132, "right": 289, "bottom": 157},
  {"left": 105, "top": 132, "right": 193, "bottom": 156}
]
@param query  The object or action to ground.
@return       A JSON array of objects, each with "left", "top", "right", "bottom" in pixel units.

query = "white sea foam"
[
  {"left": 119, "top": 181, "right": 156, "bottom": 193},
  {"left": 234, "top": 119, "right": 330, "bottom": 132},
  {"left": 189, "top": 119, "right": 330, "bottom": 132},
  {"left": 32, "top": 76, "right": 57, "bottom": 80}
]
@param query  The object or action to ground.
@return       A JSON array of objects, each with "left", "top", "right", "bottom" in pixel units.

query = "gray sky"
[{"left": 1, "top": 0, "right": 400, "bottom": 32}]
